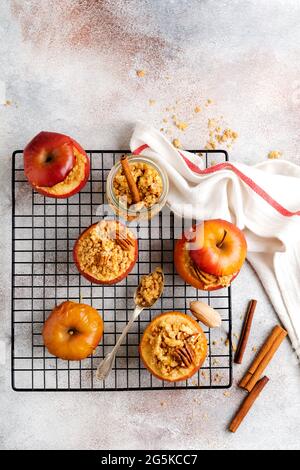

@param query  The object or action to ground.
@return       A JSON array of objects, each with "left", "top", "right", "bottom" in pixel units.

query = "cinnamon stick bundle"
[
  {"left": 234, "top": 299, "right": 257, "bottom": 365},
  {"left": 120, "top": 155, "right": 141, "bottom": 204},
  {"left": 239, "top": 325, "right": 287, "bottom": 392},
  {"left": 229, "top": 376, "right": 269, "bottom": 433}
]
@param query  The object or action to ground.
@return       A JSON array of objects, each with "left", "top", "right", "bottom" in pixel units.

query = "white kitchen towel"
[{"left": 130, "top": 122, "right": 300, "bottom": 360}]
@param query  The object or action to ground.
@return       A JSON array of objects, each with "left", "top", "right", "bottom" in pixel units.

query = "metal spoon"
[{"left": 96, "top": 268, "right": 164, "bottom": 381}]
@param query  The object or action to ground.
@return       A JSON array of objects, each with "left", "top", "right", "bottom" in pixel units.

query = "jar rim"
[{"left": 106, "top": 155, "right": 169, "bottom": 215}]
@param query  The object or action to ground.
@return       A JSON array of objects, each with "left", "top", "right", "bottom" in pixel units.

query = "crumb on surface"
[
  {"left": 205, "top": 117, "right": 238, "bottom": 150},
  {"left": 268, "top": 150, "right": 282, "bottom": 159},
  {"left": 136, "top": 69, "right": 146, "bottom": 77},
  {"left": 148, "top": 99, "right": 156, "bottom": 106},
  {"left": 194, "top": 106, "right": 201, "bottom": 113},
  {"left": 172, "top": 138, "right": 182, "bottom": 148},
  {"left": 4, "top": 99, "right": 12, "bottom": 106},
  {"left": 174, "top": 120, "right": 188, "bottom": 131},
  {"left": 223, "top": 391, "right": 231, "bottom": 398}
]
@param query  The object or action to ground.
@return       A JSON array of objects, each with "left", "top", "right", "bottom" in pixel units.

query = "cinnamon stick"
[
  {"left": 239, "top": 325, "right": 287, "bottom": 392},
  {"left": 229, "top": 376, "right": 269, "bottom": 433},
  {"left": 234, "top": 299, "right": 257, "bottom": 364},
  {"left": 120, "top": 155, "right": 141, "bottom": 204}
]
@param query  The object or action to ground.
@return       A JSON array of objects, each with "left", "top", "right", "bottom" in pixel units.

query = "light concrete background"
[{"left": 1, "top": 0, "right": 300, "bottom": 450}]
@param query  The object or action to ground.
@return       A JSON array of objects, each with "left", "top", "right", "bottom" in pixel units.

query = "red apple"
[
  {"left": 189, "top": 219, "right": 247, "bottom": 276},
  {"left": 174, "top": 220, "right": 247, "bottom": 291},
  {"left": 24, "top": 131, "right": 90, "bottom": 198}
]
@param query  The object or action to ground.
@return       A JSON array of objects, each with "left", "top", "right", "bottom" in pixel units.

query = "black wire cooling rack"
[{"left": 11, "top": 149, "right": 232, "bottom": 391}]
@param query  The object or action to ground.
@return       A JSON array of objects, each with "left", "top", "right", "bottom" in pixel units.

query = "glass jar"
[{"left": 106, "top": 155, "right": 169, "bottom": 221}]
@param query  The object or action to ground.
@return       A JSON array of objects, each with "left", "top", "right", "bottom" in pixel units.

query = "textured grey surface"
[{"left": 1, "top": 0, "right": 300, "bottom": 450}]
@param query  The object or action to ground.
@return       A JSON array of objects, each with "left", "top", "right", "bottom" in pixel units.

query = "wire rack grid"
[{"left": 12, "top": 149, "right": 232, "bottom": 391}]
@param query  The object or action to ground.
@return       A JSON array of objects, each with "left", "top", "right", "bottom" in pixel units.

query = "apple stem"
[{"left": 217, "top": 230, "right": 227, "bottom": 248}]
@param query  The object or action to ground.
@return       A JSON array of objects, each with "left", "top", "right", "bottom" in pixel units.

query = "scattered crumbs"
[
  {"left": 232, "top": 342, "right": 237, "bottom": 352},
  {"left": 148, "top": 99, "right": 156, "bottom": 106},
  {"left": 268, "top": 150, "right": 282, "bottom": 159},
  {"left": 212, "top": 340, "right": 217, "bottom": 346},
  {"left": 162, "top": 118, "right": 168, "bottom": 123},
  {"left": 92, "top": 349, "right": 97, "bottom": 355},
  {"left": 193, "top": 397, "right": 201, "bottom": 404},
  {"left": 191, "top": 380, "right": 198, "bottom": 386},
  {"left": 225, "top": 339, "right": 230, "bottom": 348},
  {"left": 201, "top": 370, "right": 207, "bottom": 379},
  {"left": 212, "top": 358, "right": 220, "bottom": 366},
  {"left": 213, "top": 373, "right": 222, "bottom": 383},
  {"left": 194, "top": 106, "right": 201, "bottom": 113},
  {"left": 223, "top": 391, "right": 231, "bottom": 398},
  {"left": 172, "top": 138, "right": 182, "bottom": 148},
  {"left": 206, "top": 117, "right": 238, "bottom": 150},
  {"left": 205, "top": 99, "right": 214, "bottom": 106},
  {"left": 252, "top": 346, "right": 258, "bottom": 352},
  {"left": 4, "top": 100, "right": 12, "bottom": 106},
  {"left": 208, "top": 118, "right": 218, "bottom": 129},
  {"left": 160, "top": 128, "right": 164, "bottom": 132},
  {"left": 136, "top": 69, "right": 146, "bottom": 77},
  {"left": 210, "top": 160, "right": 216, "bottom": 166},
  {"left": 197, "top": 152, "right": 203, "bottom": 157},
  {"left": 233, "top": 333, "right": 239, "bottom": 340},
  {"left": 165, "top": 107, "right": 170, "bottom": 112},
  {"left": 160, "top": 401, "right": 166, "bottom": 407},
  {"left": 174, "top": 120, "right": 188, "bottom": 131}
]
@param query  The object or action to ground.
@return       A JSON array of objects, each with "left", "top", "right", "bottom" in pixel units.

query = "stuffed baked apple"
[
  {"left": 174, "top": 219, "right": 247, "bottom": 290},
  {"left": 139, "top": 311, "right": 207, "bottom": 382},
  {"left": 24, "top": 131, "right": 90, "bottom": 198},
  {"left": 73, "top": 220, "right": 138, "bottom": 285}
]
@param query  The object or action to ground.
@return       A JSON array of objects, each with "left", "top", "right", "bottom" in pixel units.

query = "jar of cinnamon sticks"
[{"left": 106, "top": 155, "right": 169, "bottom": 221}]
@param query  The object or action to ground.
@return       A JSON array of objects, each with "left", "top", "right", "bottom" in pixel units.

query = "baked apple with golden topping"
[
  {"left": 139, "top": 311, "right": 207, "bottom": 382},
  {"left": 43, "top": 301, "right": 103, "bottom": 361},
  {"left": 73, "top": 220, "right": 138, "bottom": 285},
  {"left": 174, "top": 219, "right": 247, "bottom": 290},
  {"left": 24, "top": 131, "right": 90, "bottom": 198}
]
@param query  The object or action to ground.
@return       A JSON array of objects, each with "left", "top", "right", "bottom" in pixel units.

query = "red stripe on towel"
[{"left": 133, "top": 143, "right": 300, "bottom": 217}]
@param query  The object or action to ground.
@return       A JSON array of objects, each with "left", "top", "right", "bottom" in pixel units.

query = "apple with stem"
[
  {"left": 175, "top": 219, "right": 247, "bottom": 290},
  {"left": 24, "top": 131, "right": 90, "bottom": 198}
]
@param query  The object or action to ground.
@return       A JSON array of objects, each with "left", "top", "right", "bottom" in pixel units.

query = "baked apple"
[
  {"left": 24, "top": 131, "right": 90, "bottom": 198},
  {"left": 73, "top": 220, "right": 138, "bottom": 285},
  {"left": 43, "top": 301, "right": 103, "bottom": 360},
  {"left": 174, "top": 219, "right": 247, "bottom": 290},
  {"left": 139, "top": 311, "right": 207, "bottom": 382}
]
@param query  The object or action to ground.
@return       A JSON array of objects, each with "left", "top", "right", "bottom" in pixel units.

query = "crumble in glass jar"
[{"left": 106, "top": 156, "right": 169, "bottom": 221}]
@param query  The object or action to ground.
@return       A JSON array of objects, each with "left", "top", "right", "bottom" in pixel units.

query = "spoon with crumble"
[{"left": 96, "top": 267, "right": 164, "bottom": 381}]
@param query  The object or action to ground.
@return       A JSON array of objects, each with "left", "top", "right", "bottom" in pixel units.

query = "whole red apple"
[
  {"left": 23, "top": 131, "right": 90, "bottom": 198},
  {"left": 174, "top": 219, "right": 247, "bottom": 291},
  {"left": 189, "top": 219, "right": 247, "bottom": 276}
]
